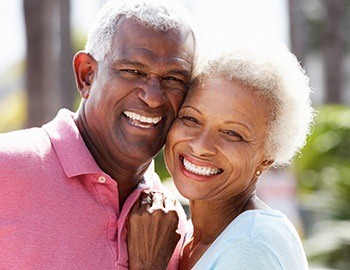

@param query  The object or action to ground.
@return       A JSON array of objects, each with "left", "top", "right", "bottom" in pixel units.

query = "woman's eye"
[
  {"left": 181, "top": 116, "right": 199, "bottom": 126},
  {"left": 223, "top": 130, "right": 244, "bottom": 142}
]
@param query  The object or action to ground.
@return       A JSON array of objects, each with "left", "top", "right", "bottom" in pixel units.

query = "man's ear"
[{"left": 73, "top": 51, "right": 97, "bottom": 98}]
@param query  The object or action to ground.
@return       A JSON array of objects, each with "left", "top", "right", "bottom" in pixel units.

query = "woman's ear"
[
  {"left": 73, "top": 51, "right": 97, "bottom": 98},
  {"left": 255, "top": 159, "right": 275, "bottom": 177}
]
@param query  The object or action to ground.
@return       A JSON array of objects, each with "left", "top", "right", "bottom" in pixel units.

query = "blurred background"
[{"left": 0, "top": 0, "right": 350, "bottom": 269}]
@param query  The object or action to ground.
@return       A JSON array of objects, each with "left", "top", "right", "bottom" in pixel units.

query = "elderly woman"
[{"left": 128, "top": 40, "right": 314, "bottom": 270}]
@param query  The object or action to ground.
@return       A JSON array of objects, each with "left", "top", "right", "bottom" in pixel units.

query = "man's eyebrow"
[
  {"left": 114, "top": 59, "right": 191, "bottom": 78},
  {"left": 114, "top": 59, "right": 148, "bottom": 68},
  {"left": 167, "top": 68, "right": 191, "bottom": 78}
]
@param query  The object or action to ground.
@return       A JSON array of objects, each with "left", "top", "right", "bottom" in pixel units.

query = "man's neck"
[
  {"left": 101, "top": 157, "right": 151, "bottom": 207},
  {"left": 75, "top": 110, "right": 152, "bottom": 207}
]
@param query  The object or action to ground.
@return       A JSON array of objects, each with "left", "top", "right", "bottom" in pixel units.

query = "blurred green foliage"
[
  {"left": 294, "top": 105, "right": 350, "bottom": 269},
  {"left": 294, "top": 105, "right": 350, "bottom": 219},
  {"left": 155, "top": 148, "right": 170, "bottom": 181}
]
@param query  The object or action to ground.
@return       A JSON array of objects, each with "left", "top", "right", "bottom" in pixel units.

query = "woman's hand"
[{"left": 127, "top": 191, "right": 181, "bottom": 270}]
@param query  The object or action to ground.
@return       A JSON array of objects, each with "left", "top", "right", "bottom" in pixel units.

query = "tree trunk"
[
  {"left": 288, "top": 0, "right": 306, "bottom": 67},
  {"left": 323, "top": 0, "right": 345, "bottom": 104},
  {"left": 60, "top": 0, "right": 75, "bottom": 111},
  {"left": 24, "top": 0, "right": 73, "bottom": 128}
]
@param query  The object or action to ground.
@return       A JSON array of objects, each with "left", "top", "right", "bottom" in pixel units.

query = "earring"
[
  {"left": 83, "top": 90, "right": 89, "bottom": 99},
  {"left": 256, "top": 170, "right": 261, "bottom": 176}
]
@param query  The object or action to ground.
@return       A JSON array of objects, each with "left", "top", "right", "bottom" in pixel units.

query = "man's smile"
[{"left": 123, "top": 111, "right": 162, "bottom": 128}]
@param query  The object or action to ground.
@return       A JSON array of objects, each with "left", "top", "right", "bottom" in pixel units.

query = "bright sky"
[{"left": 0, "top": 0, "right": 288, "bottom": 75}]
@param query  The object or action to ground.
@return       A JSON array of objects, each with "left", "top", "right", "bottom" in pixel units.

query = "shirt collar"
[
  {"left": 136, "top": 160, "right": 158, "bottom": 191},
  {"left": 43, "top": 109, "right": 101, "bottom": 178},
  {"left": 43, "top": 109, "right": 159, "bottom": 190}
]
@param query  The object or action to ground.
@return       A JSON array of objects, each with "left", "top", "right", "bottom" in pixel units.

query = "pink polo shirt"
[{"left": 0, "top": 109, "right": 186, "bottom": 269}]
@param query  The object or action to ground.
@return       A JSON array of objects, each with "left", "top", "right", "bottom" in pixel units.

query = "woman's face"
[{"left": 164, "top": 76, "right": 272, "bottom": 201}]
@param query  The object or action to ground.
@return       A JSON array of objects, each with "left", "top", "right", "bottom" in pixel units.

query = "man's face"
[{"left": 82, "top": 17, "right": 195, "bottom": 165}]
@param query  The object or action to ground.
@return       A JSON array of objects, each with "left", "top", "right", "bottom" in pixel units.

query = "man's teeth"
[
  {"left": 124, "top": 111, "right": 162, "bottom": 124},
  {"left": 183, "top": 158, "right": 221, "bottom": 176}
]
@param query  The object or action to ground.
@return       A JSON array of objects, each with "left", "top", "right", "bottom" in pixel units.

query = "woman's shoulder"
[
  {"left": 237, "top": 209, "right": 291, "bottom": 232},
  {"left": 221, "top": 209, "right": 303, "bottom": 253},
  {"left": 213, "top": 209, "right": 309, "bottom": 269},
  {"left": 234, "top": 209, "right": 300, "bottom": 243}
]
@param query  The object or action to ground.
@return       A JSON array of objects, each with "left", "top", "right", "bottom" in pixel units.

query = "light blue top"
[{"left": 189, "top": 209, "right": 309, "bottom": 270}]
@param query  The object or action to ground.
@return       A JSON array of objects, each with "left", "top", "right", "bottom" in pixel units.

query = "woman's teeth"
[{"left": 183, "top": 157, "right": 221, "bottom": 176}]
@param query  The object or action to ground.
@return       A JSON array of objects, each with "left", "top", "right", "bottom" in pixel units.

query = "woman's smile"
[{"left": 180, "top": 155, "right": 223, "bottom": 180}]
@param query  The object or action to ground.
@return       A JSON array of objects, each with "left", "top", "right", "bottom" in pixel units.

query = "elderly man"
[{"left": 0, "top": 0, "right": 197, "bottom": 269}]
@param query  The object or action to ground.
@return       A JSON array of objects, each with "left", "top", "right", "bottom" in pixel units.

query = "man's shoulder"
[
  {"left": 0, "top": 109, "right": 78, "bottom": 165},
  {"left": 0, "top": 127, "right": 54, "bottom": 181},
  {"left": 0, "top": 127, "right": 49, "bottom": 156}
]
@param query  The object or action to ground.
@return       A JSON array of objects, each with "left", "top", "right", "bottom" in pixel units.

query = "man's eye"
[
  {"left": 164, "top": 76, "right": 186, "bottom": 84},
  {"left": 162, "top": 76, "right": 188, "bottom": 91},
  {"left": 121, "top": 69, "right": 144, "bottom": 76},
  {"left": 164, "top": 76, "right": 181, "bottom": 81}
]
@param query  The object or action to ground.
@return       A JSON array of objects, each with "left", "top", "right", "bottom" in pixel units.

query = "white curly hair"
[
  {"left": 194, "top": 39, "right": 315, "bottom": 166},
  {"left": 85, "top": 0, "right": 199, "bottom": 62}
]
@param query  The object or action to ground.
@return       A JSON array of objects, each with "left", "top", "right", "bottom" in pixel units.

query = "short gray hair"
[
  {"left": 195, "top": 40, "right": 315, "bottom": 166},
  {"left": 85, "top": 0, "right": 198, "bottom": 61}
]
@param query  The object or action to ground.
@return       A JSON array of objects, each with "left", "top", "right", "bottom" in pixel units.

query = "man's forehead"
[
  {"left": 114, "top": 16, "right": 193, "bottom": 41},
  {"left": 108, "top": 17, "right": 194, "bottom": 65}
]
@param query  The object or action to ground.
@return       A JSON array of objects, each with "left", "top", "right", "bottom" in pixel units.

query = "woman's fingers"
[{"left": 146, "top": 191, "right": 177, "bottom": 214}]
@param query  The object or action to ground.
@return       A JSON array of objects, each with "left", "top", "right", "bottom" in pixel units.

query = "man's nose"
[{"left": 137, "top": 75, "right": 166, "bottom": 108}]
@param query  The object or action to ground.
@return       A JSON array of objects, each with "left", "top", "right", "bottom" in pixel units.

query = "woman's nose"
[{"left": 188, "top": 129, "right": 217, "bottom": 157}]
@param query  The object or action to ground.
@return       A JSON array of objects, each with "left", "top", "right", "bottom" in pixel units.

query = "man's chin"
[{"left": 120, "top": 143, "right": 164, "bottom": 161}]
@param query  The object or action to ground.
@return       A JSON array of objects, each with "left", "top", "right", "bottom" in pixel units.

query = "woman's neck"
[
  {"left": 179, "top": 194, "right": 256, "bottom": 270},
  {"left": 190, "top": 194, "right": 254, "bottom": 244}
]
